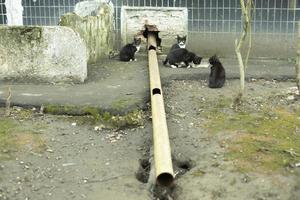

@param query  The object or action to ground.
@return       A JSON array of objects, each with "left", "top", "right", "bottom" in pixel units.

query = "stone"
[
  {"left": 74, "top": 0, "right": 114, "bottom": 17},
  {"left": 121, "top": 7, "right": 188, "bottom": 50},
  {"left": 0, "top": 26, "right": 87, "bottom": 83},
  {"left": 60, "top": 2, "right": 114, "bottom": 64}
]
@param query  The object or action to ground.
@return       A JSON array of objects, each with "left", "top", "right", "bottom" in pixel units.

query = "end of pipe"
[{"left": 156, "top": 173, "right": 174, "bottom": 187}]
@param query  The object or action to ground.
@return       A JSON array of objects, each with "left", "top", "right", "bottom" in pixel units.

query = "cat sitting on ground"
[
  {"left": 163, "top": 48, "right": 202, "bottom": 68},
  {"left": 170, "top": 35, "right": 187, "bottom": 51},
  {"left": 208, "top": 55, "right": 226, "bottom": 88},
  {"left": 119, "top": 37, "right": 141, "bottom": 62}
]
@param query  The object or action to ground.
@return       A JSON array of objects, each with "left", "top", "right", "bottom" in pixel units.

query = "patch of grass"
[
  {"left": 202, "top": 98, "right": 300, "bottom": 173},
  {"left": 0, "top": 119, "right": 17, "bottom": 160},
  {"left": 0, "top": 118, "right": 46, "bottom": 160},
  {"left": 63, "top": 109, "right": 145, "bottom": 129},
  {"left": 44, "top": 104, "right": 144, "bottom": 129}
]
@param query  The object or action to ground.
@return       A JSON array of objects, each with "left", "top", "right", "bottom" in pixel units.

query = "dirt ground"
[{"left": 0, "top": 78, "right": 300, "bottom": 200}]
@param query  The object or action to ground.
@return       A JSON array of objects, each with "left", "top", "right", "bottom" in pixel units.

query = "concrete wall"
[
  {"left": 0, "top": 26, "right": 87, "bottom": 83},
  {"left": 121, "top": 6, "right": 188, "bottom": 50},
  {"left": 60, "top": 2, "right": 114, "bottom": 64},
  {"left": 188, "top": 33, "right": 297, "bottom": 59}
]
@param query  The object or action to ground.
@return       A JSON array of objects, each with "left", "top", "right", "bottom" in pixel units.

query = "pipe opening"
[
  {"left": 157, "top": 173, "right": 174, "bottom": 187},
  {"left": 149, "top": 45, "right": 156, "bottom": 51},
  {"left": 152, "top": 88, "right": 161, "bottom": 95},
  {"left": 142, "top": 24, "right": 162, "bottom": 50}
]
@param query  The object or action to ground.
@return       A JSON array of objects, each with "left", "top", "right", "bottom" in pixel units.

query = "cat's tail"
[{"left": 163, "top": 58, "right": 168, "bottom": 65}]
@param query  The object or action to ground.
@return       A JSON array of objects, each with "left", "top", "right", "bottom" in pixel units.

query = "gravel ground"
[{"left": 0, "top": 79, "right": 300, "bottom": 200}]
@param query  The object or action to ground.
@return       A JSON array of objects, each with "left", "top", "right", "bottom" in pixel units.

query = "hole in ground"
[
  {"left": 173, "top": 158, "right": 195, "bottom": 178},
  {"left": 135, "top": 158, "right": 151, "bottom": 183},
  {"left": 136, "top": 153, "right": 194, "bottom": 200}
]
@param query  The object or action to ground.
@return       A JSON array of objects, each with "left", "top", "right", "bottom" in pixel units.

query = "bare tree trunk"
[
  {"left": 235, "top": 39, "right": 246, "bottom": 96},
  {"left": 234, "top": 0, "right": 253, "bottom": 102},
  {"left": 5, "top": 87, "right": 11, "bottom": 116},
  {"left": 296, "top": 22, "right": 300, "bottom": 94}
]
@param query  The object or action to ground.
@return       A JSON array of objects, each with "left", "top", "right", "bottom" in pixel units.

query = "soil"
[{"left": 0, "top": 78, "right": 300, "bottom": 200}]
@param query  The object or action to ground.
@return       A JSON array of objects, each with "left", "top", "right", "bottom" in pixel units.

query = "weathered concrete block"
[
  {"left": 60, "top": 2, "right": 114, "bottom": 64},
  {"left": 74, "top": 0, "right": 114, "bottom": 17},
  {"left": 0, "top": 26, "right": 87, "bottom": 83},
  {"left": 121, "top": 6, "right": 188, "bottom": 51}
]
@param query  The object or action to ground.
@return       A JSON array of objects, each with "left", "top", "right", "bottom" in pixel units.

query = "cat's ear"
[
  {"left": 183, "top": 35, "right": 187, "bottom": 39},
  {"left": 176, "top": 35, "right": 180, "bottom": 39}
]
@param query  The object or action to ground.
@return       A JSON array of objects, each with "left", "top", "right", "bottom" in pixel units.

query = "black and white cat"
[
  {"left": 170, "top": 35, "right": 187, "bottom": 51},
  {"left": 119, "top": 38, "right": 141, "bottom": 62},
  {"left": 208, "top": 55, "right": 226, "bottom": 88},
  {"left": 163, "top": 48, "right": 202, "bottom": 68}
]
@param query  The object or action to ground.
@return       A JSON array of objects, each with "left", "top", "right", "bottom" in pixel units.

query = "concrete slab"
[{"left": 0, "top": 53, "right": 296, "bottom": 115}]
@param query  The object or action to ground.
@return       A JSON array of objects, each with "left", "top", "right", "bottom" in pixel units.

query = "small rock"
[
  {"left": 55, "top": 156, "right": 62, "bottom": 160},
  {"left": 46, "top": 149, "right": 54, "bottom": 153},
  {"left": 2, "top": 149, "right": 8, "bottom": 153},
  {"left": 94, "top": 126, "right": 101, "bottom": 131},
  {"left": 62, "top": 163, "right": 75, "bottom": 167},
  {"left": 83, "top": 178, "right": 88, "bottom": 183},
  {"left": 71, "top": 122, "right": 77, "bottom": 126},
  {"left": 287, "top": 95, "right": 295, "bottom": 101},
  {"left": 242, "top": 174, "right": 251, "bottom": 183},
  {"left": 105, "top": 162, "right": 110, "bottom": 166}
]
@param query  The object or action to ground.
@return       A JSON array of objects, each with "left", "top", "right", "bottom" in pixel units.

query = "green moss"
[
  {"left": 102, "top": 112, "right": 111, "bottom": 121},
  {"left": 83, "top": 107, "right": 101, "bottom": 120},
  {"left": 0, "top": 118, "right": 46, "bottom": 160},
  {"left": 0, "top": 119, "right": 17, "bottom": 160},
  {"left": 108, "top": 110, "right": 144, "bottom": 129},
  {"left": 201, "top": 97, "right": 300, "bottom": 173},
  {"left": 44, "top": 104, "right": 144, "bottom": 129},
  {"left": 111, "top": 99, "right": 132, "bottom": 110},
  {"left": 3, "top": 26, "right": 43, "bottom": 44},
  {"left": 44, "top": 104, "right": 82, "bottom": 115}
]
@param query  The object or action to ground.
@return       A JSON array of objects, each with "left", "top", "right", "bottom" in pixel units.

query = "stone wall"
[
  {"left": 60, "top": 2, "right": 114, "bottom": 64},
  {"left": 0, "top": 26, "right": 87, "bottom": 83},
  {"left": 121, "top": 6, "right": 188, "bottom": 51}
]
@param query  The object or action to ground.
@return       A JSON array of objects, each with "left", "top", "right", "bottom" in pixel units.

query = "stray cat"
[
  {"left": 119, "top": 38, "right": 141, "bottom": 62},
  {"left": 208, "top": 55, "right": 226, "bottom": 88},
  {"left": 170, "top": 35, "right": 187, "bottom": 51},
  {"left": 142, "top": 26, "right": 162, "bottom": 51},
  {"left": 163, "top": 48, "right": 202, "bottom": 68}
]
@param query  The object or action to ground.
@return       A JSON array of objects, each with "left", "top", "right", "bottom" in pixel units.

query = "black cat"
[
  {"left": 208, "top": 55, "right": 226, "bottom": 88},
  {"left": 163, "top": 48, "right": 202, "bottom": 68},
  {"left": 170, "top": 35, "right": 187, "bottom": 51},
  {"left": 142, "top": 26, "right": 162, "bottom": 50},
  {"left": 119, "top": 38, "right": 141, "bottom": 62}
]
